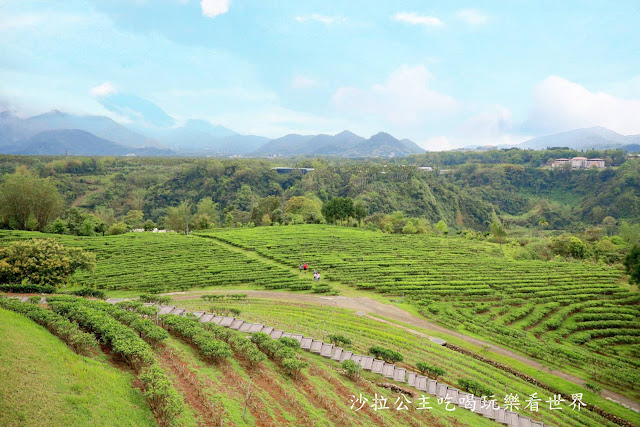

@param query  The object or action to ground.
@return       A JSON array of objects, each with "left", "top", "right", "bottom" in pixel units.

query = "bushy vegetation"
[
  {"left": 415, "top": 362, "right": 446, "bottom": 380},
  {"left": 160, "top": 314, "right": 232, "bottom": 363},
  {"left": 369, "top": 346, "right": 403, "bottom": 363},
  {"left": 0, "top": 297, "right": 97, "bottom": 355},
  {"left": 0, "top": 239, "right": 94, "bottom": 287},
  {"left": 457, "top": 378, "right": 493, "bottom": 398}
]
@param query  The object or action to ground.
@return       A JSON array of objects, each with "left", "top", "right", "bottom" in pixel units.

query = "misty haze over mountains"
[{"left": 1, "top": 110, "right": 639, "bottom": 158}]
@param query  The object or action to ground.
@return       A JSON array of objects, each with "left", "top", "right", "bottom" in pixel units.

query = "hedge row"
[
  {"left": 0, "top": 283, "right": 55, "bottom": 294},
  {"left": 0, "top": 297, "right": 97, "bottom": 355},
  {"left": 49, "top": 301, "right": 184, "bottom": 424},
  {"left": 160, "top": 314, "right": 232, "bottom": 363}
]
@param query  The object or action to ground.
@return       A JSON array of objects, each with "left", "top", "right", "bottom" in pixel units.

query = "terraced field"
[
  {"left": 0, "top": 230, "right": 312, "bottom": 294},
  {"left": 207, "top": 226, "right": 640, "bottom": 395},
  {"left": 176, "top": 295, "right": 640, "bottom": 427},
  {"left": 1, "top": 296, "right": 492, "bottom": 427}
]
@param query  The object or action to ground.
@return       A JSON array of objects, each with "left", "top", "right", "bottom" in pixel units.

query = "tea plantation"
[{"left": 208, "top": 225, "right": 640, "bottom": 395}]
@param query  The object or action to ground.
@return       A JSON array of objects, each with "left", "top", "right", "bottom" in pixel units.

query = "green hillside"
[{"left": 0, "top": 308, "right": 155, "bottom": 427}]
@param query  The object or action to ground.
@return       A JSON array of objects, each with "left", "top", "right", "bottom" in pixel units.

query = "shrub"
[
  {"left": 457, "top": 378, "right": 493, "bottom": 398},
  {"left": 0, "top": 283, "right": 56, "bottom": 294},
  {"left": 282, "top": 358, "right": 309, "bottom": 379},
  {"left": 416, "top": 362, "right": 446, "bottom": 380},
  {"left": 0, "top": 297, "right": 98, "bottom": 356},
  {"left": 278, "top": 337, "right": 300, "bottom": 349},
  {"left": 65, "top": 288, "right": 107, "bottom": 299},
  {"left": 369, "top": 346, "right": 403, "bottom": 363},
  {"left": 342, "top": 359, "right": 361, "bottom": 380},
  {"left": 161, "top": 314, "right": 232, "bottom": 363},
  {"left": 139, "top": 364, "right": 184, "bottom": 425},
  {"left": 328, "top": 334, "right": 352, "bottom": 347},
  {"left": 585, "top": 382, "right": 602, "bottom": 393},
  {"left": 139, "top": 294, "right": 172, "bottom": 305}
]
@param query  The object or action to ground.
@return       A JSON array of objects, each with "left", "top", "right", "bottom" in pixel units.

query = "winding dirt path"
[
  {"left": 166, "top": 289, "right": 640, "bottom": 413},
  {"left": 71, "top": 188, "right": 100, "bottom": 207}
]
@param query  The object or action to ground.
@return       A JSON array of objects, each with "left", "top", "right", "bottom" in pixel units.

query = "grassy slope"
[{"left": 0, "top": 308, "right": 155, "bottom": 427}]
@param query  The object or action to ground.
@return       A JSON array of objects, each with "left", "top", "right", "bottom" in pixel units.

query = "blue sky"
[{"left": 1, "top": 0, "right": 639, "bottom": 149}]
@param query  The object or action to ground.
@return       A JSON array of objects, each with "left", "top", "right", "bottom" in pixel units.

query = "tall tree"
[
  {"left": 0, "top": 173, "right": 63, "bottom": 230},
  {"left": 0, "top": 239, "right": 95, "bottom": 287}
]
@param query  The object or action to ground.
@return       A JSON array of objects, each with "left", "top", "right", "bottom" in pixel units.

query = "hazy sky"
[{"left": 2, "top": 0, "right": 639, "bottom": 149}]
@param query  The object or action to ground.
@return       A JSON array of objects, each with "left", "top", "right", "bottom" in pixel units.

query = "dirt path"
[
  {"left": 167, "top": 289, "right": 640, "bottom": 412},
  {"left": 71, "top": 188, "right": 100, "bottom": 207}
]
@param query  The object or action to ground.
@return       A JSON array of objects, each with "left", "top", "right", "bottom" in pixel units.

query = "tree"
[
  {"left": 165, "top": 201, "right": 191, "bottom": 234},
  {"left": 284, "top": 196, "right": 323, "bottom": 224},
  {"left": 435, "top": 220, "right": 449, "bottom": 236},
  {"left": 0, "top": 239, "right": 95, "bottom": 287},
  {"left": 143, "top": 219, "right": 156, "bottom": 231},
  {"left": 0, "top": 173, "right": 63, "bottom": 230},
  {"left": 624, "top": 245, "right": 640, "bottom": 285},
  {"left": 321, "top": 197, "right": 354, "bottom": 224},
  {"left": 490, "top": 218, "right": 507, "bottom": 245},
  {"left": 124, "top": 210, "right": 144, "bottom": 229},
  {"left": 354, "top": 201, "right": 367, "bottom": 224},
  {"left": 108, "top": 221, "right": 128, "bottom": 235}
]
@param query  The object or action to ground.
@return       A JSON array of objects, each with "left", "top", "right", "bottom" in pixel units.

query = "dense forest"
[{"left": 0, "top": 149, "right": 638, "bottom": 236}]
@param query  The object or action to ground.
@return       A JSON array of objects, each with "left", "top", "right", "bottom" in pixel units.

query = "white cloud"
[
  {"left": 393, "top": 12, "right": 444, "bottom": 28},
  {"left": 525, "top": 76, "right": 640, "bottom": 135},
  {"left": 457, "top": 9, "right": 488, "bottom": 26},
  {"left": 90, "top": 82, "right": 117, "bottom": 97},
  {"left": 295, "top": 14, "right": 347, "bottom": 25},
  {"left": 332, "top": 64, "right": 457, "bottom": 126},
  {"left": 291, "top": 75, "right": 319, "bottom": 89},
  {"left": 201, "top": 0, "right": 230, "bottom": 18}
]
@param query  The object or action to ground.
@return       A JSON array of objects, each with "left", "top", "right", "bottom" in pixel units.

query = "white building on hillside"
[{"left": 552, "top": 157, "right": 605, "bottom": 169}]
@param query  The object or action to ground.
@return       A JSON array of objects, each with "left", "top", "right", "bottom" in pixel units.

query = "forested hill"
[{"left": 0, "top": 151, "right": 638, "bottom": 232}]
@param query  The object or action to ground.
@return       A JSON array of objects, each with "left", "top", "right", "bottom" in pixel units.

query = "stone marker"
[
  {"left": 407, "top": 372, "right": 416, "bottom": 387},
  {"left": 427, "top": 379, "right": 437, "bottom": 395},
  {"left": 415, "top": 376, "right": 427, "bottom": 391},
  {"left": 447, "top": 387, "right": 458, "bottom": 403},
  {"left": 281, "top": 332, "right": 293, "bottom": 339},
  {"left": 291, "top": 334, "right": 303, "bottom": 343},
  {"left": 320, "top": 343, "right": 333, "bottom": 357},
  {"left": 340, "top": 351, "right": 354, "bottom": 363},
  {"left": 261, "top": 326, "right": 274, "bottom": 335},
  {"left": 430, "top": 337, "right": 447, "bottom": 346},
  {"left": 219, "top": 316, "right": 234, "bottom": 327},
  {"left": 192, "top": 311, "right": 205, "bottom": 319},
  {"left": 530, "top": 421, "right": 543, "bottom": 427},
  {"left": 330, "top": 347, "right": 343, "bottom": 360},
  {"left": 436, "top": 383, "right": 447, "bottom": 398},
  {"left": 360, "top": 356, "right": 374, "bottom": 370},
  {"left": 518, "top": 416, "right": 532, "bottom": 427},
  {"left": 238, "top": 322, "right": 252, "bottom": 332},
  {"left": 300, "top": 337, "right": 312, "bottom": 349},
  {"left": 170, "top": 308, "right": 185, "bottom": 316},
  {"left": 158, "top": 305, "right": 175, "bottom": 315},
  {"left": 310, "top": 340, "right": 322, "bottom": 353},
  {"left": 496, "top": 407, "right": 507, "bottom": 424},
  {"left": 506, "top": 411, "right": 519, "bottom": 427},
  {"left": 199, "top": 313, "right": 215, "bottom": 323},
  {"left": 229, "top": 319, "right": 244, "bottom": 330},
  {"left": 393, "top": 367, "right": 406, "bottom": 382},
  {"left": 270, "top": 330, "right": 283, "bottom": 339},
  {"left": 382, "top": 363, "right": 395, "bottom": 378},
  {"left": 211, "top": 316, "right": 223, "bottom": 324},
  {"left": 350, "top": 354, "right": 362, "bottom": 364},
  {"left": 472, "top": 397, "right": 483, "bottom": 414},
  {"left": 249, "top": 324, "right": 264, "bottom": 333}
]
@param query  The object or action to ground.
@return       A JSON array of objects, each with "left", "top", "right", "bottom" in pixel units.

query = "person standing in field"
[
  {"left": 303, "top": 263, "right": 308, "bottom": 272},
  {"left": 299, "top": 263, "right": 303, "bottom": 273}
]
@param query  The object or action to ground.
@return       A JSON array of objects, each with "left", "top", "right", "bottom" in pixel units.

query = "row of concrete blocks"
[{"left": 151, "top": 304, "right": 547, "bottom": 427}]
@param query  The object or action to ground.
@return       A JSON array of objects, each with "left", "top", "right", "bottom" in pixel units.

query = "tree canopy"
[{"left": 0, "top": 239, "right": 95, "bottom": 287}]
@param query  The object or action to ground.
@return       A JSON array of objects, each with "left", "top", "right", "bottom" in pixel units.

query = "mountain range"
[
  {"left": 1, "top": 110, "right": 639, "bottom": 158},
  {"left": 0, "top": 110, "right": 424, "bottom": 158}
]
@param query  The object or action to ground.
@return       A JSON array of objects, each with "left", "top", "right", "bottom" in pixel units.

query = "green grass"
[
  {"left": 176, "top": 295, "right": 638, "bottom": 427},
  {"left": 204, "top": 225, "right": 639, "bottom": 395},
  {"left": 0, "top": 308, "right": 155, "bottom": 427}
]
